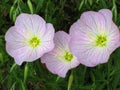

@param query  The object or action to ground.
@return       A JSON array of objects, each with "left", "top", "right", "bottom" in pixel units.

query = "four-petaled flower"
[
  {"left": 69, "top": 9, "right": 120, "bottom": 67},
  {"left": 5, "top": 14, "right": 55, "bottom": 65},
  {"left": 41, "top": 31, "right": 80, "bottom": 77}
]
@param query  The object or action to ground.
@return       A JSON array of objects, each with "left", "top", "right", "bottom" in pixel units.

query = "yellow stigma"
[
  {"left": 64, "top": 52, "right": 73, "bottom": 62},
  {"left": 95, "top": 35, "right": 107, "bottom": 47},
  {"left": 29, "top": 36, "right": 40, "bottom": 48}
]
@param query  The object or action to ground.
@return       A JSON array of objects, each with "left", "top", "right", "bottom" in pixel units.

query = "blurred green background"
[{"left": 0, "top": 0, "right": 120, "bottom": 90}]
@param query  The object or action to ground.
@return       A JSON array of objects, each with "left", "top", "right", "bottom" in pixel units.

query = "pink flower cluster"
[{"left": 5, "top": 9, "right": 120, "bottom": 77}]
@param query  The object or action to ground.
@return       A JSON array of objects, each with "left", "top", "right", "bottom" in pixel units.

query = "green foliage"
[{"left": 0, "top": 0, "right": 120, "bottom": 90}]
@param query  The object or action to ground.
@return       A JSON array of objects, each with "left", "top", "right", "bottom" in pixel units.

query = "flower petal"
[
  {"left": 99, "top": 9, "right": 112, "bottom": 31},
  {"left": 107, "top": 22, "right": 120, "bottom": 53},
  {"left": 37, "top": 41, "right": 54, "bottom": 57},
  {"left": 69, "top": 20, "right": 96, "bottom": 58},
  {"left": 54, "top": 31, "right": 70, "bottom": 49},
  {"left": 6, "top": 38, "right": 42, "bottom": 65},
  {"left": 69, "top": 9, "right": 119, "bottom": 67},
  {"left": 41, "top": 31, "right": 80, "bottom": 77},
  {"left": 15, "top": 13, "right": 46, "bottom": 36},
  {"left": 80, "top": 11, "right": 106, "bottom": 33},
  {"left": 81, "top": 47, "right": 110, "bottom": 67},
  {"left": 41, "top": 53, "right": 69, "bottom": 77},
  {"left": 41, "top": 23, "right": 55, "bottom": 41},
  {"left": 5, "top": 26, "right": 26, "bottom": 42}
]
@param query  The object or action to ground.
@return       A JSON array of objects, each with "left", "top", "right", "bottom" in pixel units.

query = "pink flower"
[
  {"left": 5, "top": 14, "right": 55, "bottom": 65},
  {"left": 69, "top": 9, "right": 120, "bottom": 67},
  {"left": 41, "top": 31, "right": 80, "bottom": 77}
]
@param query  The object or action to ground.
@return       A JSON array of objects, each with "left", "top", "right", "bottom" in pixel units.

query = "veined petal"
[
  {"left": 67, "top": 56, "right": 80, "bottom": 69},
  {"left": 15, "top": 13, "right": 46, "bottom": 37},
  {"left": 5, "top": 13, "right": 55, "bottom": 65},
  {"left": 41, "top": 23, "right": 55, "bottom": 41},
  {"left": 54, "top": 31, "right": 70, "bottom": 49},
  {"left": 80, "top": 11, "right": 106, "bottom": 34},
  {"left": 70, "top": 9, "right": 119, "bottom": 67},
  {"left": 107, "top": 22, "right": 120, "bottom": 53},
  {"left": 9, "top": 46, "right": 31, "bottom": 65},
  {"left": 5, "top": 26, "right": 26, "bottom": 42},
  {"left": 41, "top": 53, "right": 68, "bottom": 77},
  {"left": 70, "top": 20, "right": 97, "bottom": 44},
  {"left": 99, "top": 9, "right": 112, "bottom": 32},
  {"left": 14, "top": 48, "right": 39, "bottom": 65},
  {"left": 41, "top": 31, "right": 80, "bottom": 77},
  {"left": 37, "top": 41, "right": 54, "bottom": 57},
  {"left": 80, "top": 47, "right": 110, "bottom": 67}
]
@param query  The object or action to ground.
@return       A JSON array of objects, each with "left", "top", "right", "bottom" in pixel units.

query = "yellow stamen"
[
  {"left": 95, "top": 35, "right": 107, "bottom": 47},
  {"left": 29, "top": 36, "right": 40, "bottom": 48}
]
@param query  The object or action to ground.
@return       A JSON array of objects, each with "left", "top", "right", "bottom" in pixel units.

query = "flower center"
[
  {"left": 64, "top": 52, "right": 73, "bottom": 62},
  {"left": 29, "top": 36, "right": 40, "bottom": 48},
  {"left": 95, "top": 35, "right": 107, "bottom": 47}
]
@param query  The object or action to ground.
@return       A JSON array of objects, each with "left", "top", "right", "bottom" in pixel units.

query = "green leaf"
[
  {"left": 9, "top": 6, "right": 14, "bottom": 19},
  {"left": 88, "top": 0, "right": 93, "bottom": 6},
  {"left": 24, "top": 63, "right": 29, "bottom": 83},
  {"left": 35, "top": 0, "right": 44, "bottom": 13},
  {"left": 56, "top": 76, "right": 61, "bottom": 82},
  {"left": 10, "top": 63, "right": 17, "bottom": 72},
  {"left": 27, "top": 0, "right": 34, "bottom": 14},
  {"left": 112, "top": 0, "right": 117, "bottom": 22},
  {"left": 78, "top": 0, "right": 84, "bottom": 11},
  {"left": 10, "top": 82, "right": 16, "bottom": 90},
  {"left": 68, "top": 70, "right": 74, "bottom": 90},
  {"left": 20, "top": 80, "right": 26, "bottom": 90}
]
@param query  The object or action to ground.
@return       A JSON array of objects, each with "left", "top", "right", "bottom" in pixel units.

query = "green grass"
[{"left": 0, "top": 0, "right": 120, "bottom": 90}]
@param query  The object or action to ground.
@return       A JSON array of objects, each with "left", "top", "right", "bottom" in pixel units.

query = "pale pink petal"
[
  {"left": 69, "top": 9, "right": 119, "bottom": 67},
  {"left": 41, "top": 54, "right": 69, "bottom": 77},
  {"left": 5, "top": 26, "right": 26, "bottom": 42},
  {"left": 41, "top": 23, "right": 55, "bottom": 41},
  {"left": 9, "top": 46, "right": 31, "bottom": 65},
  {"left": 41, "top": 31, "right": 80, "bottom": 77},
  {"left": 70, "top": 26, "right": 110, "bottom": 67},
  {"left": 71, "top": 44, "right": 110, "bottom": 67},
  {"left": 69, "top": 56, "right": 80, "bottom": 68},
  {"left": 15, "top": 13, "right": 46, "bottom": 36},
  {"left": 107, "top": 22, "right": 120, "bottom": 53},
  {"left": 5, "top": 26, "right": 27, "bottom": 58},
  {"left": 54, "top": 31, "right": 70, "bottom": 49},
  {"left": 80, "top": 11, "right": 106, "bottom": 33},
  {"left": 12, "top": 47, "right": 44, "bottom": 65},
  {"left": 69, "top": 37, "right": 94, "bottom": 64},
  {"left": 69, "top": 20, "right": 96, "bottom": 58},
  {"left": 6, "top": 42, "right": 26, "bottom": 57},
  {"left": 82, "top": 47, "right": 110, "bottom": 67},
  {"left": 99, "top": 9, "right": 112, "bottom": 31},
  {"left": 70, "top": 20, "right": 90, "bottom": 37},
  {"left": 70, "top": 20, "right": 96, "bottom": 44},
  {"left": 38, "top": 41, "right": 54, "bottom": 56}
]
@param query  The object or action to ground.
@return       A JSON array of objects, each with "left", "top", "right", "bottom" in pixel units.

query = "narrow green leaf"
[
  {"left": 27, "top": 0, "right": 34, "bottom": 14},
  {"left": 24, "top": 63, "right": 29, "bottom": 83},
  {"left": 68, "top": 70, "right": 74, "bottom": 90},
  {"left": 78, "top": 0, "right": 84, "bottom": 11},
  {"left": 35, "top": 0, "right": 44, "bottom": 13},
  {"left": 10, "top": 63, "right": 17, "bottom": 72},
  {"left": 10, "top": 82, "right": 16, "bottom": 90},
  {"left": 21, "top": 80, "right": 26, "bottom": 90},
  {"left": 0, "top": 52, "right": 3, "bottom": 62},
  {"left": 56, "top": 76, "right": 61, "bottom": 82},
  {"left": 88, "top": 0, "right": 93, "bottom": 6},
  {"left": 13, "top": 11, "right": 17, "bottom": 22},
  {"left": 10, "top": 6, "right": 14, "bottom": 19},
  {"left": 112, "top": 0, "right": 117, "bottom": 22}
]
